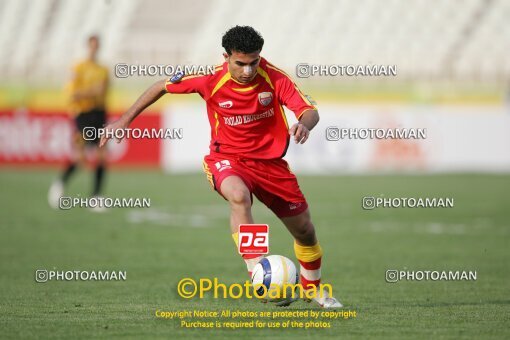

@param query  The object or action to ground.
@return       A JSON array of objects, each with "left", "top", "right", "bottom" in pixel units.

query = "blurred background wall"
[{"left": 1, "top": 0, "right": 509, "bottom": 172}]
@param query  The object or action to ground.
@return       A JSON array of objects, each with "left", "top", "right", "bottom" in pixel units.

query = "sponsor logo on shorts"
[{"left": 289, "top": 202, "right": 302, "bottom": 210}]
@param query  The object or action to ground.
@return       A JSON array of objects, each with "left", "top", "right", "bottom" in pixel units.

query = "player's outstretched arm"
[
  {"left": 289, "top": 109, "right": 319, "bottom": 144},
  {"left": 99, "top": 79, "right": 166, "bottom": 147}
]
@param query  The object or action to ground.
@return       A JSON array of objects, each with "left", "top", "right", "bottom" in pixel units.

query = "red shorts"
[{"left": 202, "top": 153, "right": 308, "bottom": 218}]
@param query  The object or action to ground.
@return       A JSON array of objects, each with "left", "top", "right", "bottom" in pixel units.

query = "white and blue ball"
[{"left": 251, "top": 255, "right": 299, "bottom": 304}]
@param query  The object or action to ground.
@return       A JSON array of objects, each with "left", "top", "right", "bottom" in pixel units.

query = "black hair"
[{"left": 222, "top": 26, "right": 264, "bottom": 55}]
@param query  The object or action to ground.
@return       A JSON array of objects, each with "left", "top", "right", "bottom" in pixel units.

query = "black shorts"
[{"left": 75, "top": 108, "right": 106, "bottom": 145}]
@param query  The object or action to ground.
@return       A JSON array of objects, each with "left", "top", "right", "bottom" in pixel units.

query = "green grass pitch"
[{"left": 0, "top": 169, "right": 509, "bottom": 339}]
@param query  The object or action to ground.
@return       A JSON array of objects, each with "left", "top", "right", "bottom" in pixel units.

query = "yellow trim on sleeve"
[
  {"left": 265, "top": 63, "right": 293, "bottom": 79},
  {"left": 295, "top": 85, "right": 316, "bottom": 109},
  {"left": 165, "top": 74, "right": 206, "bottom": 90},
  {"left": 265, "top": 63, "right": 316, "bottom": 110},
  {"left": 296, "top": 108, "right": 316, "bottom": 121},
  {"left": 181, "top": 74, "right": 205, "bottom": 81}
]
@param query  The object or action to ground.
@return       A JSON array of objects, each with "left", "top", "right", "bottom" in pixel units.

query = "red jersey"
[{"left": 164, "top": 57, "right": 316, "bottom": 159}]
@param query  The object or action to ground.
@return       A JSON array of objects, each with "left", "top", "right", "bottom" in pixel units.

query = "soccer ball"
[{"left": 251, "top": 255, "right": 299, "bottom": 306}]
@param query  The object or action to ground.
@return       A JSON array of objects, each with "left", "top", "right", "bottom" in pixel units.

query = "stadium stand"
[{"left": 0, "top": 0, "right": 508, "bottom": 84}]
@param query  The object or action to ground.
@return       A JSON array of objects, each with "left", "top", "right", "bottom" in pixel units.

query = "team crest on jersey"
[{"left": 258, "top": 92, "right": 273, "bottom": 106}]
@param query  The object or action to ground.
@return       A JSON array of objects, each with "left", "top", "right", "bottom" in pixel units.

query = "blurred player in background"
[
  {"left": 100, "top": 26, "right": 342, "bottom": 307},
  {"left": 48, "top": 35, "right": 109, "bottom": 210}
]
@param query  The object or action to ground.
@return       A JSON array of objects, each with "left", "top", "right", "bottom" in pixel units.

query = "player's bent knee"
[
  {"left": 227, "top": 189, "right": 251, "bottom": 207},
  {"left": 221, "top": 176, "right": 251, "bottom": 207}
]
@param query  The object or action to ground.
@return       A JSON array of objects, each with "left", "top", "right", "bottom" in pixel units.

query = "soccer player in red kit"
[{"left": 100, "top": 26, "right": 342, "bottom": 308}]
